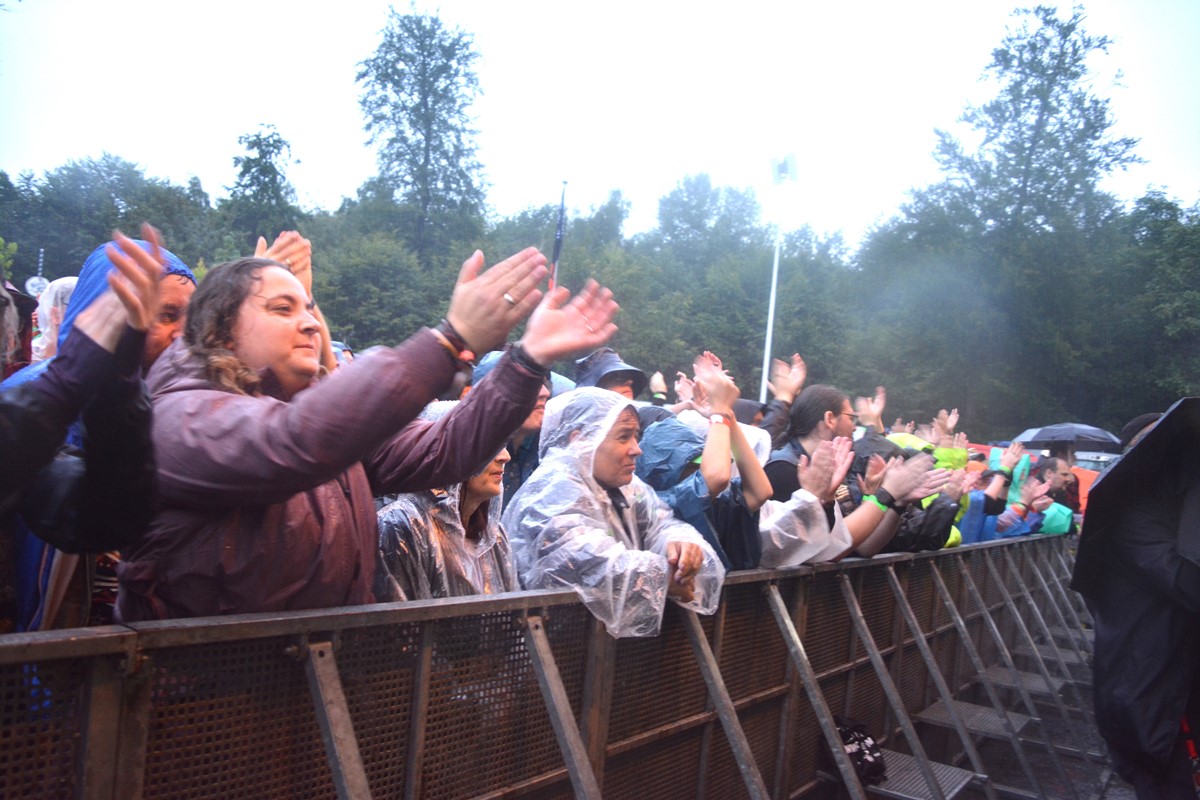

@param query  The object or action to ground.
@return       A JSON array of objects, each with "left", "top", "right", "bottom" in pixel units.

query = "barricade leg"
[
  {"left": 304, "top": 638, "right": 374, "bottom": 800},
  {"left": 765, "top": 582, "right": 870, "bottom": 800},
  {"left": 680, "top": 608, "right": 771, "bottom": 800},
  {"left": 923, "top": 562, "right": 1047, "bottom": 798},
  {"left": 522, "top": 614, "right": 603, "bottom": 800},
  {"left": 949, "top": 556, "right": 1080, "bottom": 800},
  {"left": 884, "top": 565, "right": 1000, "bottom": 800}
]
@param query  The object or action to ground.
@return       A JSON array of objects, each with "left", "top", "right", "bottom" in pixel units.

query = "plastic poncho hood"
[
  {"left": 376, "top": 401, "right": 517, "bottom": 600},
  {"left": 504, "top": 387, "right": 725, "bottom": 637}
]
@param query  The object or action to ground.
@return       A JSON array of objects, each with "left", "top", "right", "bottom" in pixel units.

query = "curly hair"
[{"left": 183, "top": 257, "right": 280, "bottom": 396}]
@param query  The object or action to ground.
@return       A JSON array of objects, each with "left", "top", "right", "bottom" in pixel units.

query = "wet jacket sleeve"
[
  {"left": 154, "top": 330, "right": 535, "bottom": 509},
  {"left": 365, "top": 350, "right": 544, "bottom": 495},
  {"left": 757, "top": 489, "right": 852, "bottom": 566},
  {"left": 629, "top": 482, "right": 725, "bottom": 616},
  {"left": 758, "top": 399, "right": 792, "bottom": 450},
  {"left": 0, "top": 330, "right": 115, "bottom": 499}
]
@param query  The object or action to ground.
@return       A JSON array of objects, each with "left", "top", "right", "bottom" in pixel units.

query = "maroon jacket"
[{"left": 116, "top": 331, "right": 543, "bottom": 621}]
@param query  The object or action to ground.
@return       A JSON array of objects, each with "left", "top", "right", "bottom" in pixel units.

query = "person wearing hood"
[
  {"left": 1, "top": 227, "right": 168, "bottom": 631},
  {"left": 377, "top": 401, "right": 518, "bottom": 600},
  {"left": 502, "top": 387, "right": 725, "bottom": 638},
  {"left": 2, "top": 227, "right": 197, "bottom": 629},
  {"left": 29, "top": 276, "right": 77, "bottom": 363},
  {"left": 573, "top": 346, "right": 648, "bottom": 399},
  {"left": 634, "top": 352, "right": 774, "bottom": 570},
  {"left": 117, "top": 248, "right": 618, "bottom": 621}
]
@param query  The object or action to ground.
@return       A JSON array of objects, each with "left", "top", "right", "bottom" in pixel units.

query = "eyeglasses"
[{"left": 840, "top": 412, "right": 860, "bottom": 423}]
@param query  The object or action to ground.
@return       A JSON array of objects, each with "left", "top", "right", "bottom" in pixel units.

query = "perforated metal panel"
[
  {"left": 0, "top": 538, "right": 1096, "bottom": 800},
  {"left": 0, "top": 659, "right": 86, "bottom": 799},
  {"left": 607, "top": 606, "right": 710, "bottom": 744},
  {"left": 142, "top": 636, "right": 332, "bottom": 800}
]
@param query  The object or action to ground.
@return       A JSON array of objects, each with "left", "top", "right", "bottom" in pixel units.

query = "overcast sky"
[{"left": 1, "top": 0, "right": 1196, "bottom": 248}]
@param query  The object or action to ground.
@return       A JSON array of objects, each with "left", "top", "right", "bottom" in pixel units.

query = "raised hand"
[
  {"left": 798, "top": 436, "right": 854, "bottom": 504},
  {"left": 693, "top": 351, "right": 738, "bottom": 415},
  {"left": 675, "top": 372, "right": 695, "bottom": 404},
  {"left": 1020, "top": 475, "right": 1052, "bottom": 507},
  {"left": 105, "top": 223, "right": 166, "bottom": 332},
  {"left": 445, "top": 247, "right": 548, "bottom": 354},
  {"left": 767, "top": 353, "right": 806, "bottom": 403},
  {"left": 855, "top": 385, "right": 887, "bottom": 431},
  {"left": 520, "top": 279, "right": 619, "bottom": 366},
  {"left": 257, "top": 231, "right": 313, "bottom": 297},
  {"left": 880, "top": 453, "right": 936, "bottom": 503},
  {"left": 999, "top": 441, "right": 1025, "bottom": 471}
]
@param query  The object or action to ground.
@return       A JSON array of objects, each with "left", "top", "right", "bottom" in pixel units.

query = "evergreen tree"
[{"left": 358, "top": 8, "right": 485, "bottom": 269}]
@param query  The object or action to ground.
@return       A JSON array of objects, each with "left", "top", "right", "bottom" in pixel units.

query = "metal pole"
[{"left": 758, "top": 231, "right": 782, "bottom": 404}]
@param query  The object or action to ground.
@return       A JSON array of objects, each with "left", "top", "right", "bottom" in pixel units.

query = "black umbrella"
[{"left": 1013, "top": 422, "right": 1121, "bottom": 453}]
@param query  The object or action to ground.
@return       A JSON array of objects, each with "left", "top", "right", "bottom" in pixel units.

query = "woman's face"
[
  {"left": 230, "top": 266, "right": 321, "bottom": 398},
  {"left": 464, "top": 448, "right": 512, "bottom": 502}
]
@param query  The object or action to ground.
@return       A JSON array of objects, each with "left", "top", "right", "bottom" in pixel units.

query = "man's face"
[
  {"left": 1047, "top": 461, "right": 1073, "bottom": 491},
  {"left": 598, "top": 374, "right": 636, "bottom": 399},
  {"left": 832, "top": 400, "right": 858, "bottom": 439},
  {"left": 142, "top": 274, "right": 195, "bottom": 370},
  {"left": 592, "top": 408, "right": 642, "bottom": 489},
  {"left": 521, "top": 384, "right": 551, "bottom": 434}
]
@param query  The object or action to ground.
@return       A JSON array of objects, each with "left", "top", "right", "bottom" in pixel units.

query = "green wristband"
[{"left": 863, "top": 494, "right": 889, "bottom": 513}]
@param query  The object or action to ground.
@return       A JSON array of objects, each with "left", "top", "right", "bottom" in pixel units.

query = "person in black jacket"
[
  {"left": 1, "top": 226, "right": 167, "bottom": 632},
  {"left": 1072, "top": 405, "right": 1200, "bottom": 800}
]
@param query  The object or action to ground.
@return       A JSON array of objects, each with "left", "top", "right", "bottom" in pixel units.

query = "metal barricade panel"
[
  {"left": 804, "top": 575, "right": 853, "bottom": 675},
  {"left": 716, "top": 583, "right": 789, "bottom": 701},
  {"left": 859, "top": 568, "right": 896, "bottom": 651},
  {"left": 334, "top": 622, "right": 423, "bottom": 797},
  {"left": 603, "top": 725, "right": 705, "bottom": 799},
  {"left": 607, "top": 606, "right": 711, "bottom": 744},
  {"left": 141, "top": 635, "right": 332, "bottom": 800},
  {"left": 0, "top": 657, "right": 86, "bottom": 800},
  {"left": 419, "top": 610, "right": 566, "bottom": 799},
  {"left": 703, "top": 700, "right": 781, "bottom": 800}
]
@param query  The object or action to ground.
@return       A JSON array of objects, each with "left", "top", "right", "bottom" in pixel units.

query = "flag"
[
  {"left": 549, "top": 182, "right": 566, "bottom": 290},
  {"left": 771, "top": 155, "right": 797, "bottom": 185}
]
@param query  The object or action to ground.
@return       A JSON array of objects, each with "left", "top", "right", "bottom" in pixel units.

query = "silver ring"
[
  {"left": 503, "top": 292, "right": 517, "bottom": 306},
  {"left": 586, "top": 323, "right": 595, "bottom": 333},
  {"left": 285, "top": 258, "right": 292, "bottom": 267}
]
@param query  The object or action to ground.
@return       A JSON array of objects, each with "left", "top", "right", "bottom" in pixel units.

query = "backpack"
[{"left": 821, "top": 715, "right": 888, "bottom": 786}]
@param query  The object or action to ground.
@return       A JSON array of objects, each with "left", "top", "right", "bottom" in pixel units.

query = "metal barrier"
[{"left": 0, "top": 536, "right": 1088, "bottom": 800}]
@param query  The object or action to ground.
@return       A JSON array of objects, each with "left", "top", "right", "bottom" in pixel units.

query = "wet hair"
[
  {"left": 183, "top": 257, "right": 281, "bottom": 396},
  {"left": 787, "top": 384, "right": 849, "bottom": 439}
]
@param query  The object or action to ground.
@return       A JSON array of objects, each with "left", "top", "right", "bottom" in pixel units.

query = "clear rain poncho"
[
  {"left": 502, "top": 388, "right": 725, "bottom": 638},
  {"left": 376, "top": 401, "right": 519, "bottom": 601}
]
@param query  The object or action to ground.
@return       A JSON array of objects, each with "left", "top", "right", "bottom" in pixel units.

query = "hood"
[
  {"left": 538, "top": 387, "right": 636, "bottom": 474},
  {"left": 59, "top": 239, "right": 193, "bottom": 351},
  {"left": 2, "top": 239, "right": 193, "bottom": 392},
  {"left": 31, "top": 276, "right": 77, "bottom": 361},
  {"left": 573, "top": 347, "right": 647, "bottom": 397},
  {"left": 635, "top": 416, "right": 705, "bottom": 491}
]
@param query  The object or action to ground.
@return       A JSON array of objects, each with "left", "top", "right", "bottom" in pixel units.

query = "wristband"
[
  {"left": 710, "top": 413, "right": 729, "bottom": 426},
  {"left": 431, "top": 322, "right": 475, "bottom": 367},
  {"left": 507, "top": 341, "right": 549, "bottom": 376},
  {"left": 863, "top": 494, "right": 889, "bottom": 513},
  {"left": 874, "top": 486, "right": 901, "bottom": 510}
]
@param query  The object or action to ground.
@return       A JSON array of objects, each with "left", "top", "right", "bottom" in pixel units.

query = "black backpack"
[{"left": 821, "top": 715, "right": 888, "bottom": 786}]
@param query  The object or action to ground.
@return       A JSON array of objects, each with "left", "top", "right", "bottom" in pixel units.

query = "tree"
[
  {"left": 933, "top": 5, "right": 1140, "bottom": 234},
  {"left": 222, "top": 126, "right": 302, "bottom": 250},
  {"left": 357, "top": 8, "right": 485, "bottom": 269}
]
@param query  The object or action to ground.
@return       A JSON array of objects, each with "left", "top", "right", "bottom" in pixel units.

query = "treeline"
[{"left": 2, "top": 6, "right": 1198, "bottom": 440}]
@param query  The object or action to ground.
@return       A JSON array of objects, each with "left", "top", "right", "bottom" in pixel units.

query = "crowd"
[{"left": 4, "top": 224, "right": 1196, "bottom": 798}]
